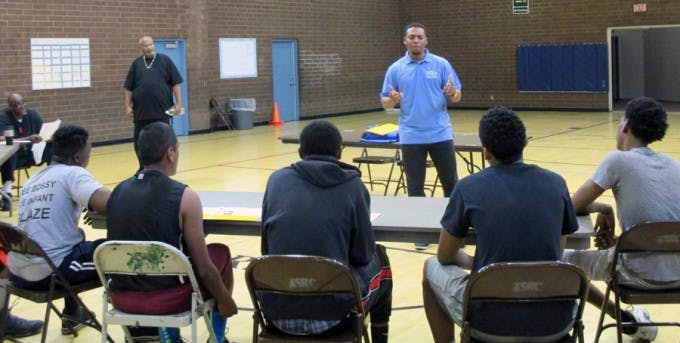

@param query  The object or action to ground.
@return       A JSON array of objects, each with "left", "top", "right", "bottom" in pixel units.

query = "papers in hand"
[
  {"left": 165, "top": 107, "right": 186, "bottom": 116},
  {"left": 203, "top": 207, "right": 260, "bottom": 221},
  {"left": 31, "top": 119, "right": 62, "bottom": 164}
]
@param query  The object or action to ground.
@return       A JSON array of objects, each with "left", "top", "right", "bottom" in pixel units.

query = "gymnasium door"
[
  {"left": 155, "top": 38, "right": 189, "bottom": 136},
  {"left": 272, "top": 40, "right": 300, "bottom": 121}
]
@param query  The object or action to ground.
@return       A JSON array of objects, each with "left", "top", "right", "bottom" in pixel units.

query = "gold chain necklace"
[{"left": 142, "top": 53, "right": 157, "bottom": 69}]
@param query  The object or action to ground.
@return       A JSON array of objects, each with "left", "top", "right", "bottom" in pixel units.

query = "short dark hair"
[
  {"left": 299, "top": 120, "right": 342, "bottom": 157},
  {"left": 624, "top": 97, "right": 667, "bottom": 144},
  {"left": 404, "top": 22, "right": 427, "bottom": 36},
  {"left": 478, "top": 106, "right": 526, "bottom": 164},
  {"left": 137, "top": 122, "right": 178, "bottom": 165},
  {"left": 52, "top": 125, "right": 89, "bottom": 160}
]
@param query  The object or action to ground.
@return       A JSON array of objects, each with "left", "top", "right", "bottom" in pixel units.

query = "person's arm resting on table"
[
  {"left": 437, "top": 230, "right": 473, "bottom": 269},
  {"left": 572, "top": 179, "right": 617, "bottom": 249},
  {"left": 180, "top": 188, "right": 238, "bottom": 317},
  {"left": 88, "top": 187, "right": 111, "bottom": 215}
]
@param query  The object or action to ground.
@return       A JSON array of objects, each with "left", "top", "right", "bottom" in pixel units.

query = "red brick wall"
[
  {"left": 1, "top": 1, "right": 678, "bottom": 143},
  {"left": 204, "top": 0, "right": 400, "bottom": 126},
  {"left": 0, "top": 0, "right": 192, "bottom": 142},
  {"left": 399, "top": 0, "right": 680, "bottom": 110}
]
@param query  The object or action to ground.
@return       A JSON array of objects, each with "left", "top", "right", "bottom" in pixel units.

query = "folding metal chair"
[
  {"left": 352, "top": 148, "right": 396, "bottom": 196},
  {"left": 461, "top": 261, "right": 589, "bottom": 343},
  {"left": 94, "top": 240, "right": 219, "bottom": 343},
  {"left": 209, "top": 97, "right": 234, "bottom": 131},
  {"left": 0, "top": 221, "right": 107, "bottom": 343},
  {"left": 594, "top": 221, "right": 680, "bottom": 343},
  {"left": 245, "top": 255, "right": 370, "bottom": 343},
  {"left": 393, "top": 157, "right": 439, "bottom": 197}
]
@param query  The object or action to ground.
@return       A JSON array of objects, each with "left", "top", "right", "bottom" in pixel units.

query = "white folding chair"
[{"left": 93, "top": 240, "right": 218, "bottom": 343}]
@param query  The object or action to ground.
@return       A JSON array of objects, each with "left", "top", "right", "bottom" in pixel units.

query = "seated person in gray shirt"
[
  {"left": 8, "top": 125, "right": 110, "bottom": 335},
  {"left": 563, "top": 97, "right": 680, "bottom": 342}
]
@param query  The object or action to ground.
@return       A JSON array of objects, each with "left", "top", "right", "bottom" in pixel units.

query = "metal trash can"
[{"left": 228, "top": 98, "right": 255, "bottom": 130}]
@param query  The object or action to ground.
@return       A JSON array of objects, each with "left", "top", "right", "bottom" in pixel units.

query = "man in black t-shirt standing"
[{"left": 123, "top": 36, "right": 183, "bottom": 168}]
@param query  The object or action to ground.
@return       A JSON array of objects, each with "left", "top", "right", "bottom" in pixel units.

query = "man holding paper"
[
  {"left": 124, "top": 36, "right": 183, "bottom": 169},
  {"left": 0, "top": 93, "right": 45, "bottom": 211}
]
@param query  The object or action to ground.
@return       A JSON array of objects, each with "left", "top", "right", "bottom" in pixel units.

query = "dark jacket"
[{"left": 261, "top": 155, "right": 376, "bottom": 270}]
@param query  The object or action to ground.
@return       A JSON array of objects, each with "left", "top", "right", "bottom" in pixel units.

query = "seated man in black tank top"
[{"left": 106, "top": 122, "right": 237, "bottom": 342}]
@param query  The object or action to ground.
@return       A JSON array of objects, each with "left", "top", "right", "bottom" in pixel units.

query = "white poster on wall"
[
  {"left": 219, "top": 38, "right": 257, "bottom": 79},
  {"left": 31, "top": 38, "right": 91, "bottom": 90}
]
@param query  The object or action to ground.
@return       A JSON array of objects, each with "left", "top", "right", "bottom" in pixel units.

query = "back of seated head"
[
  {"left": 51, "top": 125, "right": 88, "bottom": 162},
  {"left": 625, "top": 96, "right": 668, "bottom": 144},
  {"left": 479, "top": 106, "right": 526, "bottom": 165},
  {"left": 138, "top": 122, "right": 177, "bottom": 165},
  {"left": 299, "top": 120, "right": 342, "bottom": 158}
]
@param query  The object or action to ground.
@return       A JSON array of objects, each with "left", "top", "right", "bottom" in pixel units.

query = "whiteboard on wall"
[
  {"left": 31, "top": 38, "right": 91, "bottom": 90},
  {"left": 219, "top": 38, "right": 257, "bottom": 79}
]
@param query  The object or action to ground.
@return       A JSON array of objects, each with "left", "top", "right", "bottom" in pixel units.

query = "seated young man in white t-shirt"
[{"left": 7, "top": 125, "right": 110, "bottom": 335}]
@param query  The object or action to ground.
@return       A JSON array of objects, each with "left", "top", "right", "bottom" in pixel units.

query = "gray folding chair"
[
  {"left": 245, "top": 255, "right": 370, "bottom": 343},
  {"left": 594, "top": 221, "right": 680, "bottom": 343},
  {"left": 0, "top": 221, "right": 107, "bottom": 343},
  {"left": 461, "top": 261, "right": 589, "bottom": 343}
]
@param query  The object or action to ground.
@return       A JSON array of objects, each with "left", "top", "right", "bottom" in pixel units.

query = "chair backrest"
[
  {"left": 245, "top": 255, "right": 365, "bottom": 324},
  {"left": 462, "top": 261, "right": 589, "bottom": 341},
  {"left": 0, "top": 221, "right": 60, "bottom": 271},
  {"left": 93, "top": 240, "right": 201, "bottom": 293},
  {"left": 615, "top": 221, "right": 680, "bottom": 254}
]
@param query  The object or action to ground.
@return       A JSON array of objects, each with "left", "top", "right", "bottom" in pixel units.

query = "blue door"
[
  {"left": 272, "top": 40, "right": 299, "bottom": 121},
  {"left": 155, "top": 38, "right": 189, "bottom": 136}
]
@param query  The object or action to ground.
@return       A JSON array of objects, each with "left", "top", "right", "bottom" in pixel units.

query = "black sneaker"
[
  {"left": 4, "top": 313, "right": 43, "bottom": 338},
  {"left": 61, "top": 306, "right": 91, "bottom": 335},
  {"left": 414, "top": 242, "right": 429, "bottom": 250},
  {"left": 128, "top": 326, "right": 160, "bottom": 342},
  {"left": 0, "top": 193, "right": 11, "bottom": 212}
]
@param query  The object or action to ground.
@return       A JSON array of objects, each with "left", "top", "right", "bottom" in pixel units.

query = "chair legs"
[
  {"left": 393, "top": 159, "right": 440, "bottom": 197},
  {"left": 14, "top": 167, "right": 30, "bottom": 197},
  {"left": 353, "top": 148, "right": 397, "bottom": 196}
]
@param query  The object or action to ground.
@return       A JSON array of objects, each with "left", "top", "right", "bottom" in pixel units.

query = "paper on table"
[
  {"left": 365, "top": 123, "right": 399, "bottom": 136},
  {"left": 203, "top": 207, "right": 261, "bottom": 221}
]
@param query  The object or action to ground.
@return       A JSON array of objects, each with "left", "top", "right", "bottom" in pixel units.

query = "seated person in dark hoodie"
[{"left": 261, "top": 120, "right": 392, "bottom": 343}]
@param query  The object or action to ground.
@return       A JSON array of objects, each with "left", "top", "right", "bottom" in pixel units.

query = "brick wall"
[
  {"left": 0, "top": 0, "right": 192, "bottom": 143},
  {"left": 205, "top": 0, "right": 400, "bottom": 126},
  {"left": 1, "top": 1, "right": 677, "bottom": 143},
  {"left": 400, "top": 0, "right": 680, "bottom": 110}
]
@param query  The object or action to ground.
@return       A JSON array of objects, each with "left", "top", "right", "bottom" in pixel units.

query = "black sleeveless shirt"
[{"left": 106, "top": 169, "right": 187, "bottom": 291}]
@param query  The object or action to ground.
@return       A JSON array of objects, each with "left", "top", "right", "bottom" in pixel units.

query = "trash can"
[{"left": 228, "top": 98, "right": 255, "bottom": 130}]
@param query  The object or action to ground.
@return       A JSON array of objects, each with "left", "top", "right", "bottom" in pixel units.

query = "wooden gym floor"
[{"left": 2, "top": 108, "right": 679, "bottom": 342}]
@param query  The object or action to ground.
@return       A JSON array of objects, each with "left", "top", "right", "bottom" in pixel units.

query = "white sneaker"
[{"left": 628, "top": 306, "right": 657, "bottom": 341}]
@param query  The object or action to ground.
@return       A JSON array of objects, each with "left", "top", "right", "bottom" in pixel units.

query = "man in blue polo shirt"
[{"left": 380, "top": 22, "right": 462, "bottom": 199}]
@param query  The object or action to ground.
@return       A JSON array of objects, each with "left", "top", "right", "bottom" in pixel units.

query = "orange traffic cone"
[{"left": 270, "top": 103, "right": 283, "bottom": 126}]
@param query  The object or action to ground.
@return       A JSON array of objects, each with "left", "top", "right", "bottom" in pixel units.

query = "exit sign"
[{"left": 633, "top": 3, "right": 646, "bottom": 13}]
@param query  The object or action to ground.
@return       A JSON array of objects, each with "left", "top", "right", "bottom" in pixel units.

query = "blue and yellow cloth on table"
[{"left": 360, "top": 123, "right": 399, "bottom": 143}]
